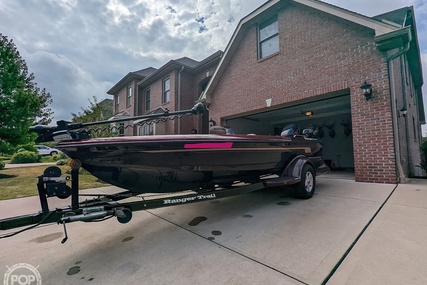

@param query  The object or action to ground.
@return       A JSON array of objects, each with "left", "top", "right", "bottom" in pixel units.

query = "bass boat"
[
  {"left": 56, "top": 132, "right": 324, "bottom": 194},
  {"left": 31, "top": 103, "right": 326, "bottom": 197}
]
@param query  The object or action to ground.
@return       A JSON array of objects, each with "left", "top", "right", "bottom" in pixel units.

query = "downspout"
[
  {"left": 177, "top": 66, "right": 184, "bottom": 134},
  {"left": 387, "top": 42, "right": 410, "bottom": 183},
  {"left": 399, "top": 55, "right": 412, "bottom": 176},
  {"left": 133, "top": 82, "right": 138, "bottom": 136}
]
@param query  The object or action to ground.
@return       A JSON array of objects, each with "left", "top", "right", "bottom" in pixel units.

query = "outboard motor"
[
  {"left": 280, "top": 124, "right": 299, "bottom": 136},
  {"left": 302, "top": 125, "right": 318, "bottom": 138}
]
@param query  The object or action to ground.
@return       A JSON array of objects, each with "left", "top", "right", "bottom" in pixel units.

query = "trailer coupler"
[{"left": 59, "top": 206, "right": 133, "bottom": 243}]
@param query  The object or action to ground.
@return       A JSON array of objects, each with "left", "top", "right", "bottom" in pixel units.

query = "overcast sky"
[{"left": 0, "top": 0, "right": 426, "bottom": 126}]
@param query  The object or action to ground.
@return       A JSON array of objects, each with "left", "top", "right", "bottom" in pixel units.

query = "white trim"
[{"left": 292, "top": 0, "right": 397, "bottom": 36}]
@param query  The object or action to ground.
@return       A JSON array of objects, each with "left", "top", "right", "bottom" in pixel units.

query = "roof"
[
  {"left": 133, "top": 67, "right": 158, "bottom": 77},
  {"left": 199, "top": 0, "right": 411, "bottom": 103},
  {"left": 374, "top": 6, "right": 423, "bottom": 117},
  {"left": 373, "top": 7, "right": 409, "bottom": 27},
  {"left": 108, "top": 109, "right": 130, "bottom": 120},
  {"left": 133, "top": 107, "right": 168, "bottom": 125},
  {"left": 107, "top": 67, "right": 157, "bottom": 95},
  {"left": 137, "top": 50, "right": 223, "bottom": 87},
  {"left": 174, "top": 57, "right": 199, "bottom": 68}
]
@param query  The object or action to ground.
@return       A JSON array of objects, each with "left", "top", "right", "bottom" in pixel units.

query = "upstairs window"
[
  {"left": 145, "top": 88, "right": 150, "bottom": 111},
  {"left": 258, "top": 15, "right": 279, "bottom": 59},
  {"left": 115, "top": 95, "right": 119, "bottom": 113},
  {"left": 126, "top": 86, "right": 132, "bottom": 107},
  {"left": 163, "top": 78, "right": 170, "bottom": 103}
]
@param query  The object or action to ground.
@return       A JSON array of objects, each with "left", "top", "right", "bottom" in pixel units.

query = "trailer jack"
[{"left": 59, "top": 206, "right": 133, "bottom": 243}]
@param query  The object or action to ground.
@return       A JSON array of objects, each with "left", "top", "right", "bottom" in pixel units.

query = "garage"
[{"left": 222, "top": 94, "right": 354, "bottom": 172}]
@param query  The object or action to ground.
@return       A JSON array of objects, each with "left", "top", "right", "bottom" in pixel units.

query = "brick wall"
[
  {"left": 208, "top": 3, "right": 397, "bottom": 183},
  {"left": 178, "top": 65, "right": 219, "bottom": 134},
  {"left": 177, "top": 70, "right": 196, "bottom": 134},
  {"left": 114, "top": 80, "right": 137, "bottom": 136}
]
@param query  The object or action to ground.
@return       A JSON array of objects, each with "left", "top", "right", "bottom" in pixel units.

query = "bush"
[
  {"left": 10, "top": 151, "right": 41, "bottom": 164},
  {"left": 16, "top": 143, "right": 37, "bottom": 153},
  {"left": 420, "top": 138, "right": 427, "bottom": 171},
  {"left": 53, "top": 152, "right": 68, "bottom": 161},
  {"left": 0, "top": 161, "right": 4, "bottom": 170},
  {"left": 56, "top": 159, "right": 69, "bottom": 166}
]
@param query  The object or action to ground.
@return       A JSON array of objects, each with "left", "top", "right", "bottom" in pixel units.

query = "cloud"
[{"left": 20, "top": 48, "right": 109, "bottom": 121}]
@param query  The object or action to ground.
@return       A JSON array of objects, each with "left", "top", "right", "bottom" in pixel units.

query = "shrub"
[
  {"left": 0, "top": 161, "right": 4, "bottom": 170},
  {"left": 56, "top": 159, "right": 69, "bottom": 166},
  {"left": 10, "top": 151, "right": 41, "bottom": 164},
  {"left": 53, "top": 152, "right": 68, "bottom": 161},
  {"left": 16, "top": 143, "right": 37, "bottom": 153},
  {"left": 420, "top": 138, "right": 427, "bottom": 171}
]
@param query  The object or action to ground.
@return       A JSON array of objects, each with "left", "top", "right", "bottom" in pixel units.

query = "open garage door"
[{"left": 224, "top": 94, "right": 354, "bottom": 172}]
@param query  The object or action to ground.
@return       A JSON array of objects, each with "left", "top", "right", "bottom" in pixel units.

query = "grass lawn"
[{"left": 0, "top": 165, "right": 109, "bottom": 200}]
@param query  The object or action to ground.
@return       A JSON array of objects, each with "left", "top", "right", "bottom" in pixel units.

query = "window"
[
  {"left": 126, "top": 86, "right": 132, "bottom": 107},
  {"left": 119, "top": 123, "right": 125, "bottom": 136},
  {"left": 163, "top": 78, "right": 170, "bottom": 103},
  {"left": 115, "top": 95, "right": 119, "bottom": 113},
  {"left": 145, "top": 89, "right": 150, "bottom": 111},
  {"left": 138, "top": 124, "right": 154, "bottom": 136},
  {"left": 258, "top": 15, "right": 279, "bottom": 59}
]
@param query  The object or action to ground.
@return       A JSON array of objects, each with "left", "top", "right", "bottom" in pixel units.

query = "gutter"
[
  {"left": 177, "top": 66, "right": 185, "bottom": 134},
  {"left": 386, "top": 42, "right": 411, "bottom": 183}
]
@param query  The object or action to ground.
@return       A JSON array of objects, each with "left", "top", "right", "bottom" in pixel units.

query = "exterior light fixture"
[
  {"left": 399, "top": 107, "right": 407, "bottom": 117},
  {"left": 209, "top": 118, "right": 216, "bottom": 128},
  {"left": 360, "top": 81, "right": 373, "bottom": 101},
  {"left": 305, "top": 110, "right": 313, "bottom": 116}
]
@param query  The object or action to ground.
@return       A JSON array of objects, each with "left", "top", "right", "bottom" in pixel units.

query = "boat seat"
[{"left": 209, "top": 126, "right": 227, "bottom": 135}]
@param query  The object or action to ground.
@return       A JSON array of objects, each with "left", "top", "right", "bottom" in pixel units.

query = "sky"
[{"left": 0, "top": 0, "right": 426, "bottom": 126}]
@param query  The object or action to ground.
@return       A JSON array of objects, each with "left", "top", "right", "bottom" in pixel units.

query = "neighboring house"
[
  {"left": 107, "top": 67, "right": 157, "bottom": 136},
  {"left": 107, "top": 51, "right": 222, "bottom": 136},
  {"left": 199, "top": 0, "right": 424, "bottom": 184}
]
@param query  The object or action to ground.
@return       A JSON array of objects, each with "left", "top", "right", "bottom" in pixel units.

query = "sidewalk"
[
  {"left": 326, "top": 178, "right": 427, "bottom": 285},
  {"left": 0, "top": 177, "right": 426, "bottom": 284},
  {"left": 4, "top": 162, "right": 55, "bottom": 168}
]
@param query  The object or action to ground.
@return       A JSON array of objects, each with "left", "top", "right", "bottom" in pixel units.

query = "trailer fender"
[{"left": 281, "top": 155, "right": 315, "bottom": 180}]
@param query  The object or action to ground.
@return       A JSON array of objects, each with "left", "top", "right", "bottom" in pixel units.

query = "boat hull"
[{"left": 57, "top": 134, "right": 323, "bottom": 193}]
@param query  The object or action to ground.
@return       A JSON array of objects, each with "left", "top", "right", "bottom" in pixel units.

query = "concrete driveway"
[{"left": 0, "top": 176, "right": 426, "bottom": 284}]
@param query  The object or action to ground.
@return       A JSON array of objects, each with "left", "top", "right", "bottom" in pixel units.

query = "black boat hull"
[{"left": 57, "top": 134, "right": 323, "bottom": 193}]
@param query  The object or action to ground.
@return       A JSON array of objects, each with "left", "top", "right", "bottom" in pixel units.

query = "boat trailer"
[
  {"left": 0, "top": 159, "right": 311, "bottom": 243},
  {"left": 0, "top": 100, "right": 322, "bottom": 243}
]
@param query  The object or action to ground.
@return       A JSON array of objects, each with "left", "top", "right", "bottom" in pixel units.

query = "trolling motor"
[{"left": 30, "top": 102, "right": 206, "bottom": 142}]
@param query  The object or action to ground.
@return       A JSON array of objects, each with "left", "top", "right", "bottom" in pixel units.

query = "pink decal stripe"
[{"left": 184, "top": 142, "right": 233, "bottom": 149}]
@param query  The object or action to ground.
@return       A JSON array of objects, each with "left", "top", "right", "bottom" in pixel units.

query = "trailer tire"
[
  {"left": 294, "top": 164, "right": 315, "bottom": 199},
  {"left": 117, "top": 208, "right": 133, "bottom": 224}
]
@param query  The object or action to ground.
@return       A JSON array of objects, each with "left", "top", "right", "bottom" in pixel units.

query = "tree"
[
  {"left": 0, "top": 33, "right": 53, "bottom": 151},
  {"left": 71, "top": 96, "right": 114, "bottom": 137},
  {"left": 71, "top": 96, "right": 113, "bottom": 123}
]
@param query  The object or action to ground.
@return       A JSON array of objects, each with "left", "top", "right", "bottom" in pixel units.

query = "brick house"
[
  {"left": 107, "top": 67, "right": 157, "bottom": 136},
  {"left": 107, "top": 51, "right": 222, "bottom": 136},
  {"left": 199, "top": 0, "right": 424, "bottom": 183}
]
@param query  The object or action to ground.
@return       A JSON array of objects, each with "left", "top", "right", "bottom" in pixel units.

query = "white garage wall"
[{"left": 226, "top": 113, "right": 355, "bottom": 169}]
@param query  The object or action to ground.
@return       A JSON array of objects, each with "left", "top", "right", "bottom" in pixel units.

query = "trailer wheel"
[
  {"left": 117, "top": 208, "right": 132, "bottom": 224},
  {"left": 294, "top": 164, "right": 315, "bottom": 199}
]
